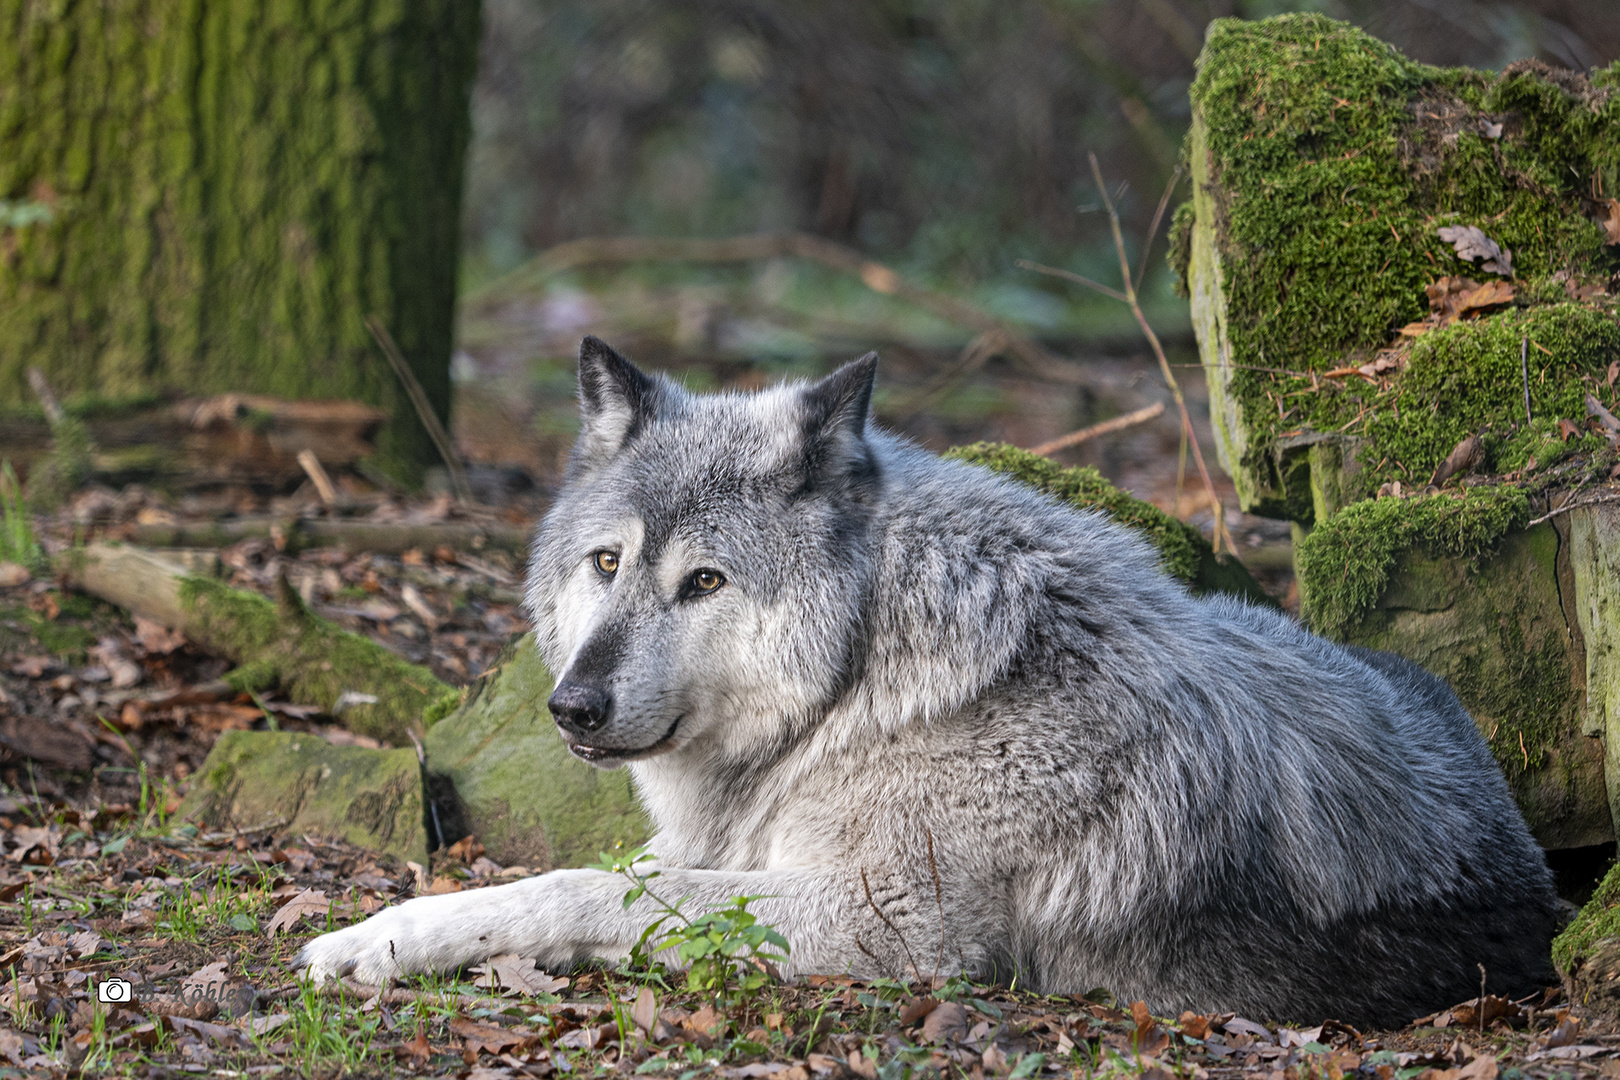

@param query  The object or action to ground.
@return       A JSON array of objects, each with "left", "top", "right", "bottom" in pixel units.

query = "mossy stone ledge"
[
  {"left": 1178, "top": 13, "right": 1620, "bottom": 518},
  {"left": 945, "top": 442, "right": 1272, "bottom": 604}
]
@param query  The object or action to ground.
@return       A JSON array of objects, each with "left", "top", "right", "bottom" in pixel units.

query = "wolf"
[{"left": 297, "top": 336, "right": 1558, "bottom": 1027}]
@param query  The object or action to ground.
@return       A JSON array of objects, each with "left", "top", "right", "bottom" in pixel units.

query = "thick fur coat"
[{"left": 297, "top": 338, "right": 1558, "bottom": 1027}]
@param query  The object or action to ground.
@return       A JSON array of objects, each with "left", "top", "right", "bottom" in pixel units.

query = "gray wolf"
[{"left": 298, "top": 336, "right": 1558, "bottom": 1027}]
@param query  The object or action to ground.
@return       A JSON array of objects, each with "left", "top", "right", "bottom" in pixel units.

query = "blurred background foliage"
[
  {"left": 449, "top": 0, "right": 1620, "bottom": 579},
  {"left": 460, "top": 0, "right": 1620, "bottom": 311}
]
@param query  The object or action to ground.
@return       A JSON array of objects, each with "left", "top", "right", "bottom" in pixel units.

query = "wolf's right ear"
[
  {"left": 799, "top": 352, "right": 878, "bottom": 487},
  {"left": 577, "top": 336, "right": 656, "bottom": 457}
]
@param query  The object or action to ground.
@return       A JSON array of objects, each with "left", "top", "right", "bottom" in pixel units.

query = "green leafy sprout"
[{"left": 589, "top": 843, "right": 790, "bottom": 1005}]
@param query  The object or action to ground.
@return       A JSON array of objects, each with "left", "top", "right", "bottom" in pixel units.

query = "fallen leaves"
[
  {"left": 470, "top": 953, "right": 570, "bottom": 996},
  {"left": 1429, "top": 434, "right": 1485, "bottom": 487},
  {"left": 1438, "top": 224, "right": 1513, "bottom": 277},
  {"left": 1603, "top": 198, "right": 1620, "bottom": 246},
  {"left": 265, "top": 887, "right": 329, "bottom": 936},
  {"left": 1398, "top": 276, "right": 1517, "bottom": 339}
]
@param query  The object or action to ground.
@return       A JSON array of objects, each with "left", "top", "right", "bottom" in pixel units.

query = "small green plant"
[
  {"left": 0, "top": 462, "right": 41, "bottom": 570},
  {"left": 590, "top": 844, "right": 790, "bottom": 1004},
  {"left": 284, "top": 977, "right": 380, "bottom": 1072}
]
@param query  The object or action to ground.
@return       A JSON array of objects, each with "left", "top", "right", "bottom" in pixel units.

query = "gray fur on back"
[{"left": 298, "top": 339, "right": 1556, "bottom": 1027}]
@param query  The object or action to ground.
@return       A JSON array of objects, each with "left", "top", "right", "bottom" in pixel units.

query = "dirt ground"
[{"left": 0, "top": 312, "right": 1579, "bottom": 1076}]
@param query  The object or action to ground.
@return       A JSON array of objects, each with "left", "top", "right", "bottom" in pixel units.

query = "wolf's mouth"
[{"left": 567, "top": 715, "right": 683, "bottom": 764}]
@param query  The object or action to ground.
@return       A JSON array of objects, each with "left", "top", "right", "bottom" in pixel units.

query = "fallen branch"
[
  {"left": 473, "top": 232, "right": 1087, "bottom": 385},
  {"left": 129, "top": 517, "right": 530, "bottom": 556},
  {"left": 58, "top": 543, "right": 460, "bottom": 744},
  {"left": 1027, "top": 401, "right": 1165, "bottom": 457},
  {"left": 1527, "top": 491, "right": 1620, "bottom": 526}
]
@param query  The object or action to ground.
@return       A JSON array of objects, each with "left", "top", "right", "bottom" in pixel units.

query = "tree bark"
[{"left": 0, "top": 0, "right": 482, "bottom": 478}]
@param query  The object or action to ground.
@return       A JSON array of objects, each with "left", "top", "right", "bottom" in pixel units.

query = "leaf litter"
[{"left": 0, "top": 496, "right": 1615, "bottom": 1075}]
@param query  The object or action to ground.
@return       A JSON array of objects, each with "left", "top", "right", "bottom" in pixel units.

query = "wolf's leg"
[{"left": 294, "top": 865, "right": 931, "bottom": 986}]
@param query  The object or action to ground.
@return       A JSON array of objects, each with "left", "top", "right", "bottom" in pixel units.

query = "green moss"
[
  {"left": 945, "top": 441, "right": 1272, "bottom": 604},
  {"left": 1294, "top": 484, "right": 1528, "bottom": 638},
  {"left": 947, "top": 442, "right": 1205, "bottom": 579},
  {"left": 1555, "top": 859, "right": 1620, "bottom": 974},
  {"left": 177, "top": 576, "right": 461, "bottom": 746},
  {"left": 1189, "top": 14, "right": 1620, "bottom": 511},
  {"left": 0, "top": 3, "right": 483, "bottom": 477},
  {"left": 1354, "top": 304, "right": 1620, "bottom": 490},
  {"left": 1167, "top": 201, "right": 1195, "bottom": 298}
]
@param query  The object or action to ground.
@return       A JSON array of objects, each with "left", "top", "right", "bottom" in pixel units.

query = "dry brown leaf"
[
  {"left": 1558, "top": 418, "right": 1580, "bottom": 441},
  {"left": 1455, "top": 279, "right": 1515, "bottom": 318},
  {"left": 1459, "top": 1055, "right": 1499, "bottom": 1080},
  {"left": 1179, "top": 1012, "right": 1211, "bottom": 1040},
  {"left": 1438, "top": 224, "right": 1513, "bottom": 277},
  {"left": 899, "top": 996, "right": 940, "bottom": 1026},
  {"left": 449, "top": 1014, "right": 524, "bottom": 1056},
  {"left": 470, "top": 953, "right": 569, "bottom": 996},
  {"left": 444, "top": 835, "right": 485, "bottom": 864},
  {"left": 1543, "top": 1016, "right": 1581, "bottom": 1049},
  {"left": 134, "top": 616, "right": 186, "bottom": 655},
  {"left": 427, "top": 876, "right": 462, "bottom": 895},
  {"left": 1429, "top": 434, "right": 1484, "bottom": 487},
  {"left": 265, "top": 888, "right": 329, "bottom": 937},
  {"left": 918, "top": 1000, "right": 967, "bottom": 1043},
  {"left": 1603, "top": 199, "right": 1620, "bottom": 246},
  {"left": 632, "top": 986, "right": 658, "bottom": 1035}
]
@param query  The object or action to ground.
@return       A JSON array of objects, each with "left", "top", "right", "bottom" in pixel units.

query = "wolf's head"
[{"left": 525, "top": 337, "right": 881, "bottom": 768}]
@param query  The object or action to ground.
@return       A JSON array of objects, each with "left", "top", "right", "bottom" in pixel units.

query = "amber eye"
[
  {"left": 593, "top": 550, "right": 619, "bottom": 576},
  {"left": 691, "top": 569, "right": 725, "bottom": 594}
]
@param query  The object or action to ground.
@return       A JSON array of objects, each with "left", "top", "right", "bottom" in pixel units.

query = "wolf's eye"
[
  {"left": 593, "top": 551, "right": 619, "bottom": 576},
  {"left": 690, "top": 569, "right": 725, "bottom": 594}
]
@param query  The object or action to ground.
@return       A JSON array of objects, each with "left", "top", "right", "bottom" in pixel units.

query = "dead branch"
[
  {"left": 365, "top": 314, "right": 474, "bottom": 505},
  {"left": 1027, "top": 401, "right": 1165, "bottom": 457},
  {"left": 59, "top": 542, "right": 457, "bottom": 744},
  {"left": 1023, "top": 157, "right": 1235, "bottom": 555},
  {"left": 129, "top": 516, "right": 529, "bottom": 557},
  {"left": 1527, "top": 491, "right": 1620, "bottom": 526},
  {"left": 476, "top": 232, "right": 1088, "bottom": 385}
]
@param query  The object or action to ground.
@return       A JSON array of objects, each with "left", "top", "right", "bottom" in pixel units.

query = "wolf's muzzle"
[{"left": 548, "top": 682, "right": 612, "bottom": 735}]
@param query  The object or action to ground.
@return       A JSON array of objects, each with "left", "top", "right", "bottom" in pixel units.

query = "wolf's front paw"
[{"left": 294, "top": 906, "right": 417, "bottom": 986}]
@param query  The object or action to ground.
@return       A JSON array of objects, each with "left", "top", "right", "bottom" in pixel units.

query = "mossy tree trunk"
[{"left": 0, "top": 0, "right": 481, "bottom": 478}]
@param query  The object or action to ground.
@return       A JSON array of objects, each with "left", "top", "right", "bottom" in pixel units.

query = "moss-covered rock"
[
  {"left": 944, "top": 442, "right": 1273, "bottom": 603},
  {"left": 177, "top": 576, "right": 462, "bottom": 745},
  {"left": 421, "top": 635, "right": 649, "bottom": 870},
  {"left": 180, "top": 731, "right": 429, "bottom": 865},
  {"left": 1297, "top": 494, "right": 1620, "bottom": 849},
  {"left": 1557, "top": 860, "right": 1620, "bottom": 1011},
  {"left": 1179, "top": 13, "right": 1620, "bottom": 518}
]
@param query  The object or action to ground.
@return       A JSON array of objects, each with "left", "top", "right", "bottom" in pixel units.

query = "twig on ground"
[
  {"left": 1588, "top": 393, "right": 1620, "bottom": 440},
  {"left": 478, "top": 232, "right": 1088, "bottom": 386},
  {"left": 1521, "top": 337, "right": 1532, "bottom": 425},
  {"left": 296, "top": 450, "right": 338, "bottom": 507},
  {"left": 25, "top": 368, "right": 65, "bottom": 426},
  {"left": 1526, "top": 491, "right": 1620, "bottom": 526},
  {"left": 1028, "top": 401, "right": 1166, "bottom": 457},
  {"left": 365, "top": 314, "right": 474, "bottom": 506}
]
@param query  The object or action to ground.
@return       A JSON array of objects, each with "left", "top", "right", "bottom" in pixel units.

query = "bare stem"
[{"left": 1087, "top": 152, "right": 1234, "bottom": 556}]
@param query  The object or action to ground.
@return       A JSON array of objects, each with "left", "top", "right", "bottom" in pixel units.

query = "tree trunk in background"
[{"left": 0, "top": 0, "right": 481, "bottom": 479}]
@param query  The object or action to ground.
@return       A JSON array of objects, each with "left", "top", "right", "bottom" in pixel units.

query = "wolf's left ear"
[
  {"left": 800, "top": 352, "right": 878, "bottom": 484},
  {"left": 577, "top": 336, "right": 657, "bottom": 457}
]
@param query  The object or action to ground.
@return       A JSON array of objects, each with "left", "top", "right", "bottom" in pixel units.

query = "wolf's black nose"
[{"left": 548, "top": 682, "right": 612, "bottom": 734}]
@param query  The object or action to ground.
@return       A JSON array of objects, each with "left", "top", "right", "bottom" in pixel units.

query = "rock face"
[
  {"left": 421, "top": 636, "right": 650, "bottom": 870},
  {"left": 1178, "top": 12, "right": 1620, "bottom": 852},
  {"left": 180, "top": 731, "right": 430, "bottom": 865}
]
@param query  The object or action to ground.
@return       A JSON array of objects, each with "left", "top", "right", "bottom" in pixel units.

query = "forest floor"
[{"left": 0, "top": 308, "right": 1576, "bottom": 1076}]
